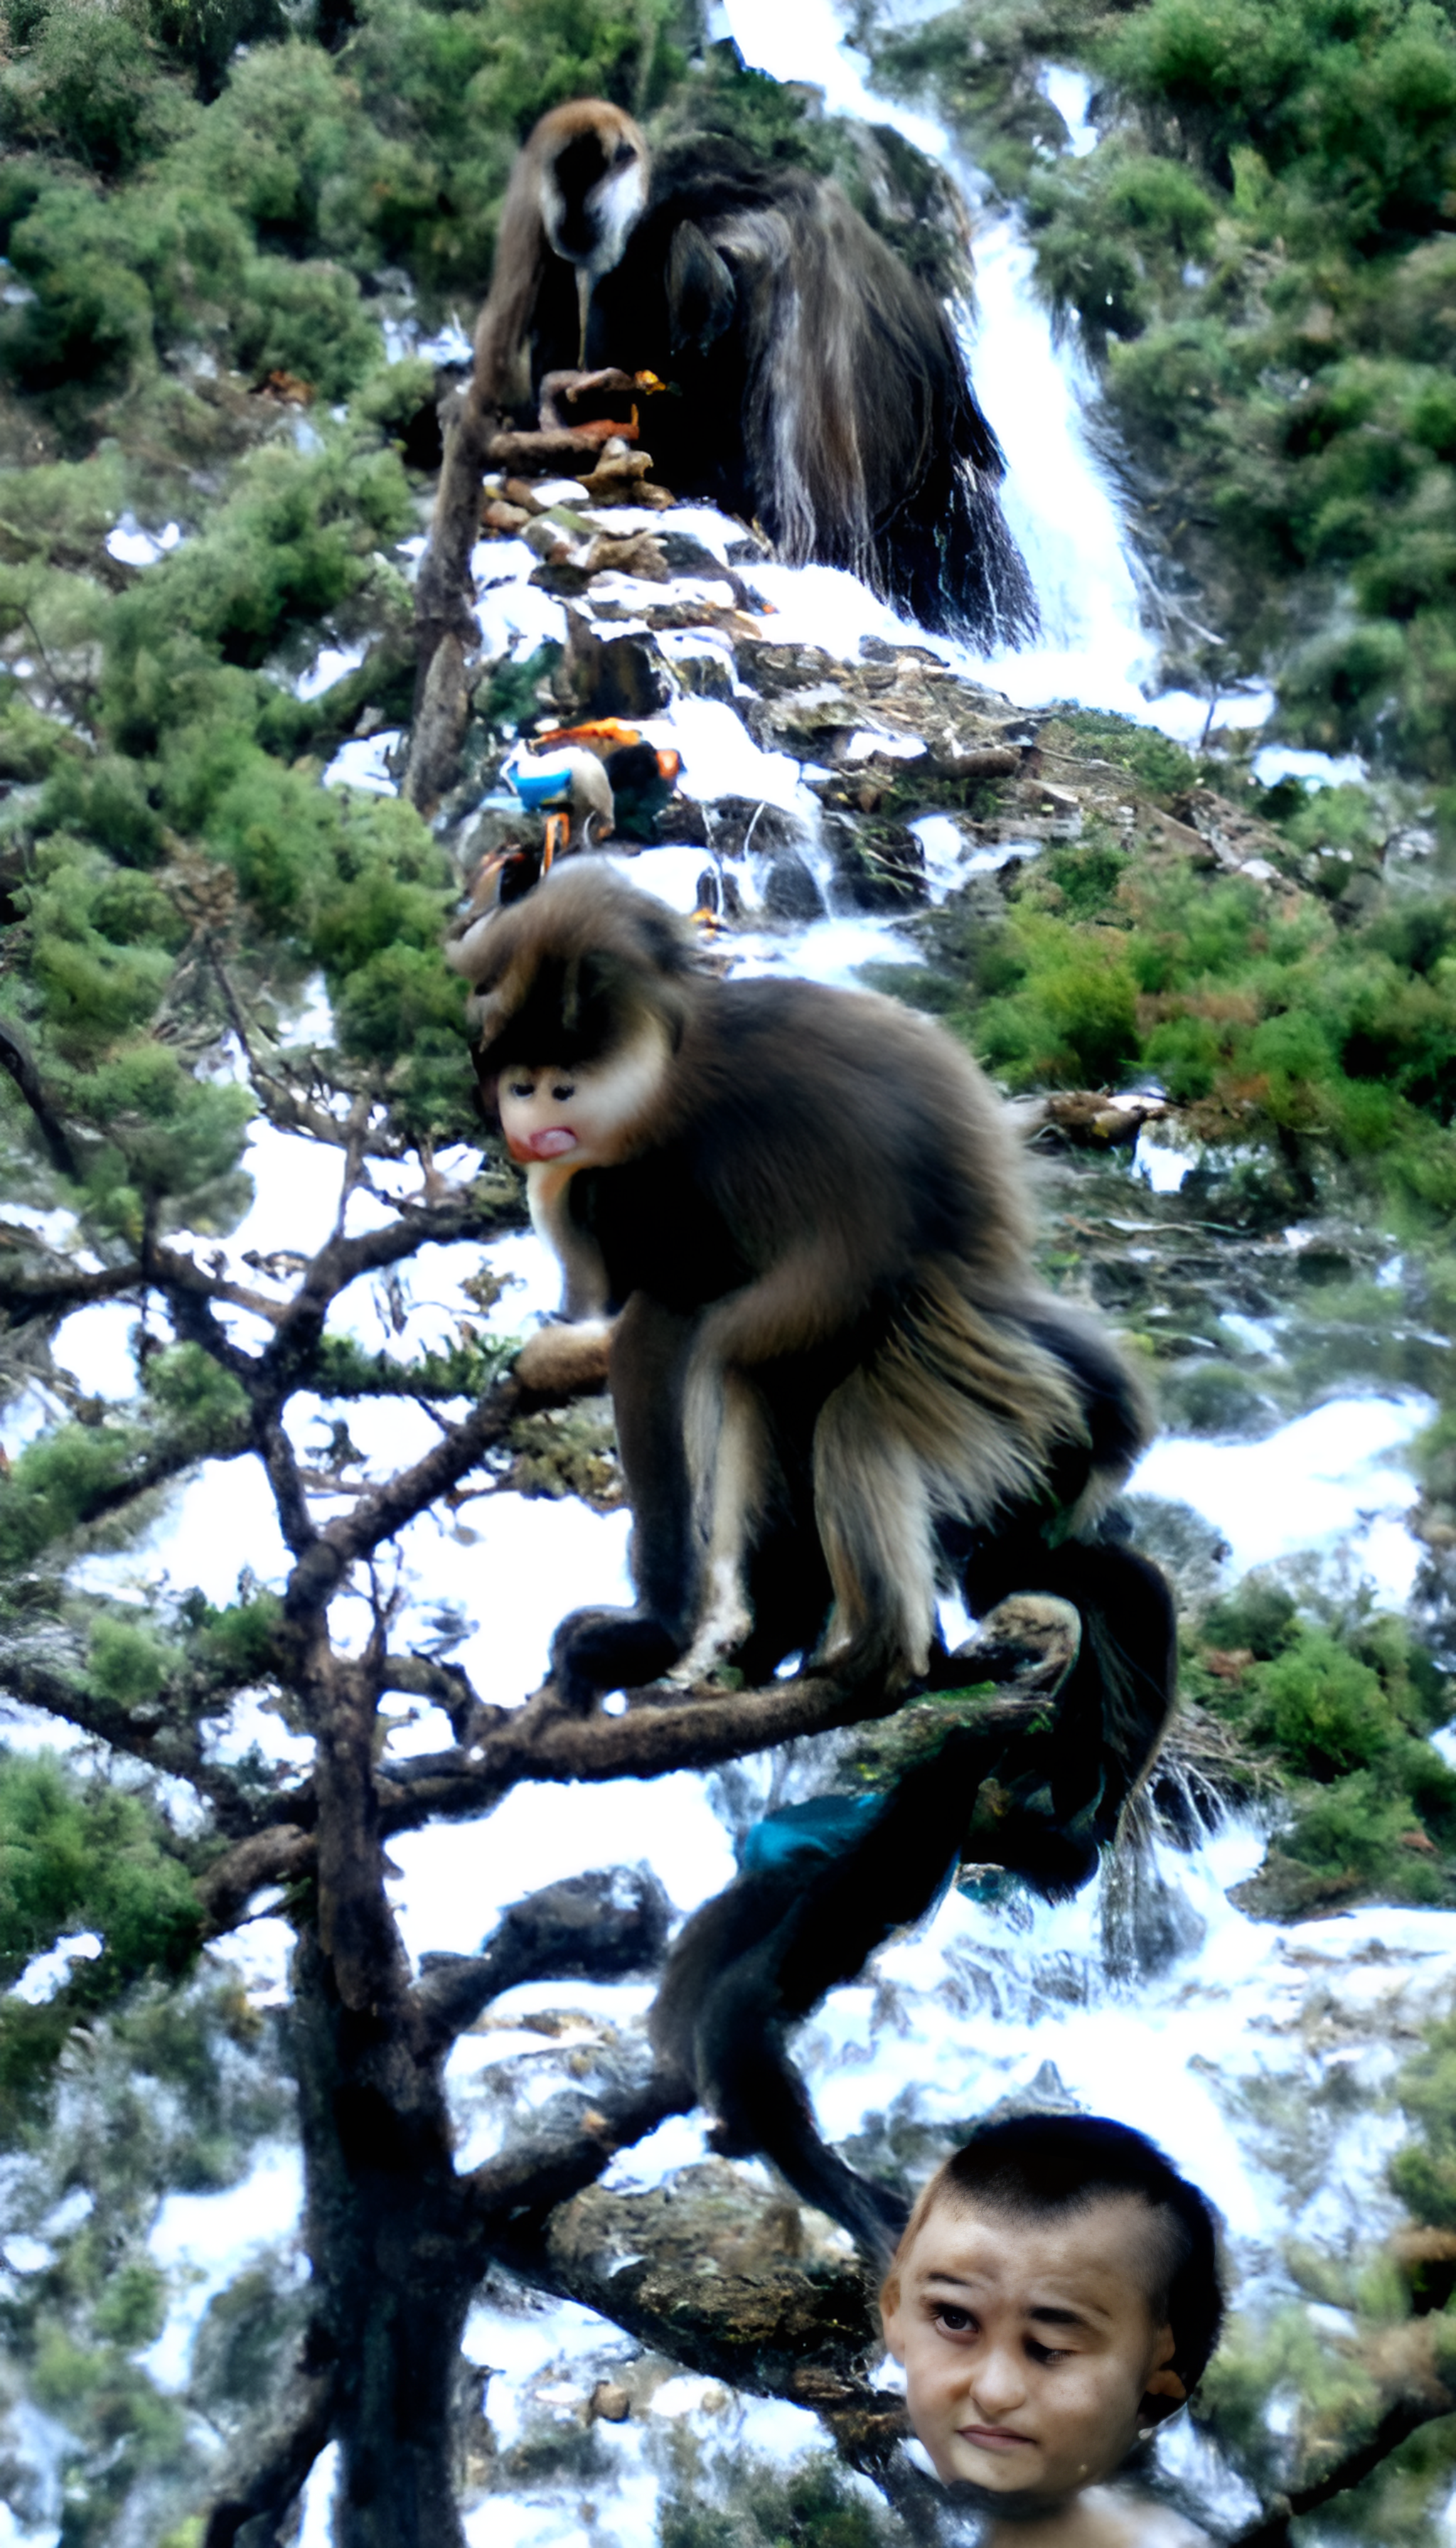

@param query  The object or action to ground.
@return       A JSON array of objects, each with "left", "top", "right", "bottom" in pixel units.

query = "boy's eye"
[
  {"left": 1027, "top": 2340, "right": 1073, "bottom": 2365},
  {"left": 934, "top": 2306, "right": 975, "bottom": 2335}
]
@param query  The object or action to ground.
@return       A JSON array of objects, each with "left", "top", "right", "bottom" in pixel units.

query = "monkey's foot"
[
  {"left": 946, "top": 1593, "right": 1081, "bottom": 1693},
  {"left": 550, "top": 1605, "right": 683, "bottom": 1711}
]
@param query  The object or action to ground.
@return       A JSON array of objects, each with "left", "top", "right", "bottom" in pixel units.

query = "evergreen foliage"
[{"left": 3, "top": 0, "right": 1456, "bottom": 2533}]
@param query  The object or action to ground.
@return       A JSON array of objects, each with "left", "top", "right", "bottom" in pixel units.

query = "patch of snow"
[
  {"left": 1040, "top": 63, "right": 1098, "bottom": 156},
  {"left": 323, "top": 730, "right": 402, "bottom": 793},
  {"left": 51, "top": 1300, "right": 141, "bottom": 1401},
  {"left": 142, "top": 2141, "right": 304, "bottom": 2389},
  {"left": 1134, "top": 1134, "right": 1194, "bottom": 1193},
  {"left": 297, "top": 641, "right": 367, "bottom": 700},
  {"left": 9, "top": 1934, "right": 102, "bottom": 2005},
  {"left": 105, "top": 515, "right": 181, "bottom": 567},
  {"left": 1252, "top": 744, "right": 1367, "bottom": 789}
]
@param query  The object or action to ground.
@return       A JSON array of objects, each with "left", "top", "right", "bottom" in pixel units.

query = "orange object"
[
  {"left": 542, "top": 813, "right": 569, "bottom": 871},
  {"left": 535, "top": 719, "right": 642, "bottom": 753}
]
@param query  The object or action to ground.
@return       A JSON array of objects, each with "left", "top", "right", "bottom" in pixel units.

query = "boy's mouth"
[{"left": 957, "top": 2425, "right": 1037, "bottom": 2453}]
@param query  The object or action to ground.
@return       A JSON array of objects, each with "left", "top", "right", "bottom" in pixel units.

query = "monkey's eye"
[
  {"left": 550, "top": 1081, "right": 576, "bottom": 1101},
  {"left": 506, "top": 1079, "right": 535, "bottom": 1099},
  {"left": 612, "top": 140, "right": 637, "bottom": 168}
]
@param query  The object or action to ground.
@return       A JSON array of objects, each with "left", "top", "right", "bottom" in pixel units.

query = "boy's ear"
[
  {"left": 1145, "top": 2355, "right": 1187, "bottom": 2408},
  {"left": 879, "top": 2274, "right": 906, "bottom": 2363},
  {"left": 1142, "top": 2325, "right": 1187, "bottom": 2412}
]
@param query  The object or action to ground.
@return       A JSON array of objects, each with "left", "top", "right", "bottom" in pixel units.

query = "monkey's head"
[
  {"left": 449, "top": 864, "right": 704, "bottom": 1162},
  {"left": 536, "top": 100, "right": 648, "bottom": 283}
]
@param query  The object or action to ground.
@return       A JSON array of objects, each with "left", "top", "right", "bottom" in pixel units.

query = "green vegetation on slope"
[
  {"left": 865, "top": 0, "right": 1456, "bottom": 801},
  {"left": 888, "top": 711, "right": 1456, "bottom": 1224}
]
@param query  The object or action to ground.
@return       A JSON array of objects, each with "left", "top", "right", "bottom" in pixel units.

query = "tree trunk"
[{"left": 291, "top": 1928, "right": 478, "bottom": 2548}]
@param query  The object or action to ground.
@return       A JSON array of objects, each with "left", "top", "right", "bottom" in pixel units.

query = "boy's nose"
[{"left": 968, "top": 2342, "right": 1029, "bottom": 2419}]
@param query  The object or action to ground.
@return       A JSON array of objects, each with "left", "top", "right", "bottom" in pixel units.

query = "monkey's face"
[
  {"left": 497, "top": 1029, "right": 668, "bottom": 1169},
  {"left": 542, "top": 122, "right": 648, "bottom": 282}
]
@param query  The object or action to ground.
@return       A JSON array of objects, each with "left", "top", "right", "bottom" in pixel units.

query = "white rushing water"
[
  {"left": 1, "top": 14, "right": 1447, "bottom": 2541},
  {"left": 719, "top": 0, "right": 1280, "bottom": 745}
]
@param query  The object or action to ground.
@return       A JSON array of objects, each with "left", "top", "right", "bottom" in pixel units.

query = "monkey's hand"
[{"left": 514, "top": 1316, "right": 617, "bottom": 1396}]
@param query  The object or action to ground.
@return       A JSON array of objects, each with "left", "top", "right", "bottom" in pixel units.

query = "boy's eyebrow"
[{"left": 921, "top": 2273, "right": 1110, "bottom": 2331}]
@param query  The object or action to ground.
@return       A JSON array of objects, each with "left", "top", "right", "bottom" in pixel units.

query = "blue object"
[
  {"left": 737, "top": 1790, "right": 885, "bottom": 1876},
  {"left": 503, "top": 750, "right": 579, "bottom": 810}
]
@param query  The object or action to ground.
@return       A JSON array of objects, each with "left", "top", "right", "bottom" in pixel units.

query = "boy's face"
[{"left": 882, "top": 2193, "right": 1186, "bottom": 2502}]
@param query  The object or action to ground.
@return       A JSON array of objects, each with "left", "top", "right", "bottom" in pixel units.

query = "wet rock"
[
  {"left": 1119, "top": 1494, "right": 1231, "bottom": 1612},
  {"left": 1228, "top": 1849, "right": 1370, "bottom": 1920},
  {"left": 670, "top": 646, "right": 736, "bottom": 703},
  {"left": 1169, "top": 784, "right": 1297, "bottom": 882},
  {"left": 819, "top": 809, "right": 926, "bottom": 911},
  {"left": 579, "top": 439, "right": 675, "bottom": 507},
  {"left": 745, "top": 680, "right": 862, "bottom": 757},
  {"left": 655, "top": 532, "right": 761, "bottom": 609},
  {"left": 703, "top": 798, "right": 812, "bottom": 862},
  {"left": 555, "top": 609, "right": 673, "bottom": 720},
  {"left": 523, "top": 515, "right": 577, "bottom": 566},
  {"left": 580, "top": 529, "right": 670, "bottom": 582},
  {"left": 1101, "top": 1837, "right": 1207, "bottom": 1983},
  {"left": 1024, "top": 1089, "right": 1169, "bottom": 1149},
  {"left": 761, "top": 850, "right": 825, "bottom": 921}
]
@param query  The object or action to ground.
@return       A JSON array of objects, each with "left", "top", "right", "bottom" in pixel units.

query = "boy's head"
[{"left": 880, "top": 2116, "right": 1223, "bottom": 2507}]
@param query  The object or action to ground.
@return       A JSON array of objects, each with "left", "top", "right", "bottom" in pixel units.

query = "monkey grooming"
[
  {"left": 437, "top": 100, "right": 1038, "bottom": 651},
  {"left": 451, "top": 864, "right": 1170, "bottom": 1721}
]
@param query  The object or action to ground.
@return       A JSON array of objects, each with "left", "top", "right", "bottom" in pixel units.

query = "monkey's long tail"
[{"left": 957, "top": 1530, "right": 1179, "bottom": 1894}]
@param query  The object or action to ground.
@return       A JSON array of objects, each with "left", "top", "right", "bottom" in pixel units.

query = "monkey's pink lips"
[
  {"left": 956, "top": 2426, "right": 1037, "bottom": 2453},
  {"left": 508, "top": 1128, "right": 579, "bottom": 1161}
]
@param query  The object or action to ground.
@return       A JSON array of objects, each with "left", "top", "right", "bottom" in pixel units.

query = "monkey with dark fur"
[
  {"left": 452, "top": 862, "right": 1162, "bottom": 1699},
  {"left": 424, "top": 100, "right": 1037, "bottom": 670},
  {"left": 451, "top": 862, "right": 1175, "bottom": 2257}
]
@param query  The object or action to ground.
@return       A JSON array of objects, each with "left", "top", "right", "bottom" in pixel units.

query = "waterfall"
[{"left": 718, "top": 0, "right": 1275, "bottom": 742}]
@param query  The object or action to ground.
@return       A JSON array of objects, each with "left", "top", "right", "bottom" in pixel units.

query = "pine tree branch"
[
  {"left": 0, "top": 1637, "right": 259, "bottom": 1822},
  {"left": 1228, "top": 2382, "right": 1456, "bottom": 2545},
  {"left": 201, "top": 2359, "right": 339, "bottom": 2548},
  {"left": 0, "top": 1018, "right": 80, "bottom": 1177},
  {"left": 464, "top": 2075, "right": 683, "bottom": 2234},
  {"left": 412, "top": 1866, "right": 671, "bottom": 2055},
  {"left": 197, "top": 1824, "right": 318, "bottom": 1937}
]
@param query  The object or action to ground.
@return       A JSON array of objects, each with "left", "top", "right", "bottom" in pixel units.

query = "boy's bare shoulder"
[{"left": 1076, "top": 2488, "right": 1214, "bottom": 2546}]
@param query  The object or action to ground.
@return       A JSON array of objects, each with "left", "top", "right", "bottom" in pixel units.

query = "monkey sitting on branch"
[
  {"left": 449, "top": 862, "right": 1171, "bottom": 1734},
  {"left": 412, "top": 101, "right": 1037, "bottom": 801}
]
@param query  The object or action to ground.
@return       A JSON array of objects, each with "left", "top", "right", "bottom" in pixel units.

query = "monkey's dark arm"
[{"left": 648, "top": 1565, "right": 1177, "bottom": 2264}]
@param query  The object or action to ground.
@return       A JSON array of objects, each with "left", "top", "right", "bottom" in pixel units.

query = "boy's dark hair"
[{"left": 893, "top": 2113, "right": 1224, "bottom": 2394}]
